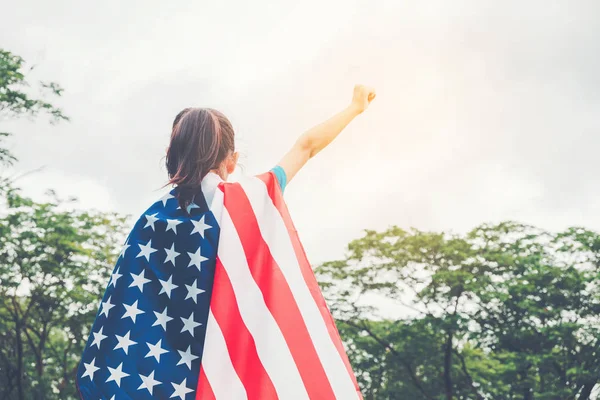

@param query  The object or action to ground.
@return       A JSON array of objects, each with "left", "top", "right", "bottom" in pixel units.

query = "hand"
[{"left": 350, "top": 84, "right": 376, "bottom": 114}]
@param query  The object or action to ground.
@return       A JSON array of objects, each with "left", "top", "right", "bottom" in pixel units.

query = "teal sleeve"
[{"left": 270, "top": 165, "right": 287, "bottom": 192}]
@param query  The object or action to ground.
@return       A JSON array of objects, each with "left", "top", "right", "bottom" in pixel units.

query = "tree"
[
  {"left": 0, "top": 48, "right": 126, "bottom": 400},
  {"left": 0, "top": 186, "right": 127, "bottom": 399},
  {"left": 317, "top": 222, "right": 600, "bottom": 399},
  {"left": 0, "top": 48, "right": 67, "bottom": 166}
]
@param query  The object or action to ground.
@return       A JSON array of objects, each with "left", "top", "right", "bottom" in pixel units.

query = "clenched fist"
[{"left": 350, "top": 84, "right": 376, "bottom": 114}]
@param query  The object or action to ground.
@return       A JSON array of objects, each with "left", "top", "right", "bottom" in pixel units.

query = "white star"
[
  {"left": 108, "top": 267, "right": 122, "bottom": 288},
  {"left": 160, "top": 192, "right": 174, "bottom": 206},
  {"left": 153, "top": 307, "right": 174, "bottom": 331},
  {"left": 81, "top": 357, "right": 100, "bottom": 380},
  {"left": 122, "top": 300, "right": 144, "bottom": 323},
  {"left": 110, "top": 396, "right": 115, "bottom": 400},
  {"left": 99, "top": 296, "right": 115, "bottom": 318},
  {"left": 166, "top": 218, "right": 183, "bottom": 234},
  {"left": 180, "top": 312, "right": 201, "bottom": 337},
  {"left": 145, "top": 339, "right": 169, "bottom": 362},
  {"left": 170, "top": 378, "right": 194, "bottom": 399},
  {"left": 90, "top": 326, "right": 107, "bottom": 349},
  {"left": 129, "top": 269, "right": 151, "bottom": 292},
  {"left": 186, "top": 202, "right": 200, "bottom": 214},
  {"left": 190, "top": 215, "right": 212, "bottom": 238},
  {"left": 177, "top": 345, "right": 199, "bottom": 369},
  {"left": 185, "top": 279, "right": 205, "bottom": 304},
  {"left": 114, "top": 330, "right": 137, "bottom": 355},
  {"left": 164, "top": 244, "right": 180, "bottom": 266},
  {"left": 137, "top": 240, "right": 158, "bottom": 262},
  {"left": 187, "top": 248, "right": 208, "bottom": 271},
  {"left": 106, "top": 362, "right": 129, "bottom": 387},
  {"left": 119, "top": 239, "right": 130, "bottom": 259},
  {"left": 144, "top": 213, "right": 159, "bottom": 231},
  {"left": 138, "top": 370, "right": 162, "bottom": 395},
  {"left": 159, "top": 275, "right": 178, "bottom": 298}
]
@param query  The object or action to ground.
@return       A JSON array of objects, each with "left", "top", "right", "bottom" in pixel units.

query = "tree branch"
[
  {"left": 453, "top": 349, "right": 485, "bottom": 400},
  {"left": 344, "top": 319, "right": 435, "bottom": 400}
]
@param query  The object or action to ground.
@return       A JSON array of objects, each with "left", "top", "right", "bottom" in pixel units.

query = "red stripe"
[
  {"left": 210, "top": 258, "right": 278, "bottom": 400},
  {"left": 223, "top": 182, "right": 336, "bottom": 399},
  {"left": 196, "top": 367, "right": 215, "bottom": 400},
  {"left": 257, "top": 172, "right": 362, "bottom": 396}
]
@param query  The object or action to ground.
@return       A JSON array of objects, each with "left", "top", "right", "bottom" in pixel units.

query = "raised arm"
[{"left": 277, "top": 84, "right": 376, "bottom": 183}]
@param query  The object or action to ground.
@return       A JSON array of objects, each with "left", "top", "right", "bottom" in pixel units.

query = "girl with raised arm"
[{"left": 77, "top": 85, "right": 376, "bottom": 400}]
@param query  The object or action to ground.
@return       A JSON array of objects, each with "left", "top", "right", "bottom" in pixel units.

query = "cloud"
[
  {"left": 13, "top": 168, "right": 117, "bottom": 212},
  {"left": 3, "top": 0, "right": 600, "bottom": 263}
]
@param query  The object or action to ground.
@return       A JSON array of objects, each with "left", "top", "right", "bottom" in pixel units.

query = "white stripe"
[
  {"left": 202, "top": 312, "right": 248, "bottom": 400},
  {"left": 240, "top": 177, "right": 360, "bottom": 400},
  {"left": 218, "top": 207, "right": 309, "bottom": 399},
  {"left": 201, "top": 172, "right": 224, "bottom": 210}
]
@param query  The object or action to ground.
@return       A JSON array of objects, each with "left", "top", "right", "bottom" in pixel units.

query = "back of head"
[{"left": 166, "top": 108, "right": 235, "bottom": 211}]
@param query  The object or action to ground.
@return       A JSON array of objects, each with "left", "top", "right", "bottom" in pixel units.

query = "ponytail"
[{"left": 165, "top": 108, "right": 235, "bottom": 212}]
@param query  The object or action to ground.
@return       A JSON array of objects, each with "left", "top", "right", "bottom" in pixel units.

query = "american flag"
[{"left": 77, "top": 171, "right": 361, "bottom": 399}]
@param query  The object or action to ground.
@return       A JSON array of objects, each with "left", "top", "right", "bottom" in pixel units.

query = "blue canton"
[{"left": 77, "top": 188, "right": 219, "bottom": 400}]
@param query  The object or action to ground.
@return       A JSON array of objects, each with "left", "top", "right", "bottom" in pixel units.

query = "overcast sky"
[{"left": 3, "top": 0, "right": 600, "bottom": 264}]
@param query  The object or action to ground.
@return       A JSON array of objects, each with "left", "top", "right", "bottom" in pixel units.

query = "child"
[{"left": 77, "top": 85, "right": 376, "bottom": 400}]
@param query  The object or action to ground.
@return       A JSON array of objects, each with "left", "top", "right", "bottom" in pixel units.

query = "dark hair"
[{"left": 166, "top": 108, "right": 235, "bottom": 211}]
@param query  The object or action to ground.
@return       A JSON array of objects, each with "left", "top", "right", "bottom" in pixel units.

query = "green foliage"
[
  {"left": 318, "top": 222, "right": 600, "bottom": 399},
  {"left": 0, "top": 185, "right": 128, "bottom": 400},
  {"left": 0, "top": 49, "right": 127, "bottom": 400},
  {"left": 0, "top": 48, "right": 68, "bottom": 166}
]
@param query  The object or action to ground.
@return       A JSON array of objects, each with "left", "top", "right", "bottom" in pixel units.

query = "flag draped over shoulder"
[{"left": 77, "top": 171, "right": 362, "bottom": 400}]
